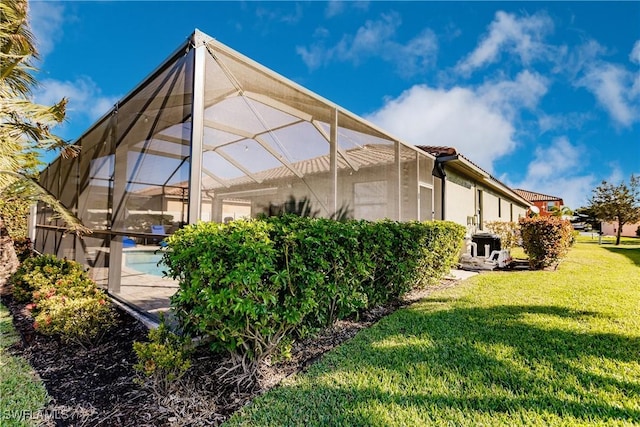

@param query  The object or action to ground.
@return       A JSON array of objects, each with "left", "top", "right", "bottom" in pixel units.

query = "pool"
[{"left": 123, "top": 250, "right": 167, "bottom": 277}]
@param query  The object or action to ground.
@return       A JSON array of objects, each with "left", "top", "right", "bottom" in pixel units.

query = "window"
[{"left": 498, "top": 197, "right": 502, "bottom": 218}]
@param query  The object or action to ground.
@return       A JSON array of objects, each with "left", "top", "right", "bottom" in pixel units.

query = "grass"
[
  {"left": 0, "top": 303, "right": 49, "bottom": 426},
  {"left": 226, "top": 238, "right": 640, "bottom": 426}
]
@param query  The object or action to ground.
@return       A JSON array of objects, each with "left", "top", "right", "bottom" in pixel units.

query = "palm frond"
[{"left": 0, "top": 170, "right": 91, "bottom": 236}]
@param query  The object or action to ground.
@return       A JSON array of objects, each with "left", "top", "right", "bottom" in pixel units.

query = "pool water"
[{"left": 124, "top": 251, "right": 166, "bottom": 277}]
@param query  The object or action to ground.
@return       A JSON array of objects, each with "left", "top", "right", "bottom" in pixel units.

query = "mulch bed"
[{"left": 1, "top": 278, "right": 460, "bottom": 426}]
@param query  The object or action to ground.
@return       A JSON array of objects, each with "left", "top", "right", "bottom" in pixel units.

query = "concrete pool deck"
[{"left": 86, "top": 245, "right": 179, "bottom": 324}]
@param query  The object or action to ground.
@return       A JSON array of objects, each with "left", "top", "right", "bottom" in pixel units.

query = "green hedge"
[
  {"left": 164, "top": 217, "right": 464, "bottom": 379},
  {"left": 165, "top": 219, "right": 317, "bottom": 363}
]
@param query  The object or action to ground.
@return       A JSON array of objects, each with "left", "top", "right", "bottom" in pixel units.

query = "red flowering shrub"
[
  {"left": 10, "top": 255, "right": 86, "bottom": 302},
  {"left": 8, "top": 254, "right": 115, "bottom": 347},
  {"left": 34, "top": 293, "right": 115, "bottom": 347},
  {"left": 519, "top": 216, "right": 573, "bottom": 270}
]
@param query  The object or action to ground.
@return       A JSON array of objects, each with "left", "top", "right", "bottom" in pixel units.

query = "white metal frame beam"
[
  {"left": 312, "top": 120, "right": 359, "bottom": 172},
  {"left": 188, "top": 40, "right": 206, "bottom": 223}
]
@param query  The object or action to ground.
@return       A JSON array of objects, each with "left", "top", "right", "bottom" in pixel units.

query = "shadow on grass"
[
  {"left": 603, "top": 246, "right": 640, "bottom": 267},
  {"left": 240, "top": 303, "right": 640, "bottom": 425}
]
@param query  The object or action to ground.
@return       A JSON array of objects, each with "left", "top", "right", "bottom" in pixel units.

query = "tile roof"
[
  {"left": 415, "top": 145, "right": 531, "bottom": 207},
  {"left": 415, "top": 146, "right": 457, "bottom": 156},
  {"left": 513, "top": 188, "right": 563, "bottom": 202}
]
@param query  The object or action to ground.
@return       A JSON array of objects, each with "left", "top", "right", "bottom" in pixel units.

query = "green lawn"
[
  {"left": 227, "top": 238, "right": 640, "bottom": 426},
  {"left": 0, "top": 303, "right": 48, "bottom": 426}
]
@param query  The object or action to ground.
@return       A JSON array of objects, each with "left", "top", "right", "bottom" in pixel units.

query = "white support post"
[
  {"left": 394, "top": 140, "right": 401, "bottom": 221},
  {"left": 329, "top": 108, "right": 338, "bottom": 216},
  {"left": 188, "top": 38, "right": 206, "bottom": 224},
  {"left": 108, "top": 113, "right": 123, "bottom": 294},
  {"left": 28, "top": 203, "right": 37, "bottom": 243}
]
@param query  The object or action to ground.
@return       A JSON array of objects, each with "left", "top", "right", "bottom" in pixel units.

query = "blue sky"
[{"left": 30, "top": 1, "right": 640, "bottom": 209}]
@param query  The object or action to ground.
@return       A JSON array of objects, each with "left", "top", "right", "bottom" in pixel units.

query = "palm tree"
[
  {"left": 549, "top": 205, "right": 573, "bottom": 218},
  {"left": 1, "top": 0, "right": 87, "bottom": 284}
]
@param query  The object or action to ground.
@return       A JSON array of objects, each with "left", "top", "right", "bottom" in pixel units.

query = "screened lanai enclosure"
[{"left": 33, "top": 30, "right": 439, "bottom": 318}]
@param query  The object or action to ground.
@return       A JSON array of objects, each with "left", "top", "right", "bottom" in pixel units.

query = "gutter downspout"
[{"left": 431, "top": 155, "right": 458, "bottom": 220}]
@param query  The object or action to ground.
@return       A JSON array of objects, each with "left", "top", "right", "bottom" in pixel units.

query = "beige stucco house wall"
[
  {"left": 425, "top": 149, "right": 530, "bottom": 236},
  {"left": 601, "top": 222, "right": 639, "bottom": 237}
]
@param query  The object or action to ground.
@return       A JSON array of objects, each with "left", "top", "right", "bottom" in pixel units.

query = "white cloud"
[
  {"left": 296, "top": 44, "right": 328, "bottom": 71},
  {"left": 297, "top": 12, "right": 438, "bottom": 77},
  {"left": 630, "top": 40, "right": 640, "bottom": 64},
  {"left": 606, "top": 163, "right": 624, "bottom": 185},
  {"left": 365, "top": 72, "right": 549, "bottom": 172},
  {"left": 525, "top": 136, "right": 580, "bottom": 180},
  {"left": 511, "top": 136, "right": 595, "bottom": 208},
  {"left": 537, "top": 112, "right": 593, "bottom": 134},
  {"left": 576, "top": 63, "right": 638, "bottom": 127},
  {"left": 325, "top": 1, "right": 345, "bottom": 18},
  {"left": 632, "top": 74, "right": 640, "bottom": 98},
  {"left": 456, "top": 11, "right": 555, "bottom": 75},
  {"left": 341, "top": 12, "right": 399, "bottom": 62},
  {"left": 325, "top": 0, "right": 369, "bottom": 17},
  {"left": 28, "top": 1, "right": 65, "bottom": 59},
  {"left": 561, "top": 39, "right": 608, "bottom": 78},
  {"left": 365, "top": 85, "right": 515, "bottom": 172},
  {"left": 35, "top": 77, "right": 119, "bottom": 123},
  {"left": 256, "top": 4, "right": 303, "bottom": 25},
  {"left": 562, "top": 39, "right": 640, "bottom": 127},
  {"left": 478, "top": 70, "right": 548, "bottom": 118}
]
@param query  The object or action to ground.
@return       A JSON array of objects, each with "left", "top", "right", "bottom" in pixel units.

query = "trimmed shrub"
[
  {"left": 164, "top": 217, "right": 465, "bottom": 385},
  {"left": 413, "top": 221, "right": 466, "bottom": 286},
  {"left": 133, "top": 316, "right": 192, "bottom": 394},
  {"left": 10, "top": 254, "right": 86, "bottom": 303},
  {"left": 10, "top": 254, "right": 115, "bottom": 347},
  {"left": 33, "top": 293, "right": 115, "bottom": 347},
  {"left": 358, "top": 220, "right": 464, "bottom": 305},
  {"left": 484, "top": 221, "right": 520, "bottom": 249},
  {"left": 165, "top": 219, "right": 317, "bottom": 386},
  {"left": 519, "top": 216, "right": 573, "bottom": 270},
  {"left": 265, "top": 215, "right": 371, "bottom": 331}
]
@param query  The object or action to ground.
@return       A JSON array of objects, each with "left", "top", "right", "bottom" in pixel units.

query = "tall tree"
[
  {"left": 587, "top": 175, "right": 640, "bottom": 245},
  {"left": 1, "top": 0, "right": 87, "bottom": 284},
  {"left": 573, "top": 206, "right": 601, "bottom": 232}
]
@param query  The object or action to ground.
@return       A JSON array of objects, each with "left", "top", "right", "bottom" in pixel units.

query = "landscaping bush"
[
  {"left": 10, "top": 254, "right": 86, "bottom": 303},
  {"left": 358, "top": 220, "right": 417, "bottom": 306},
  {"left": 519, "top": 216, "right": 573, "bottom": 269},
  {"left": 133, "top": 316, "right": 192, "bottom": 395},
  {"left": 10, "top": 254, "right": 115, "bottom": 347},
  {"left": 264, "top": 216, "right": 371, "bottom": 332},
  {"left": 165, "top": 219, "right": 317, "bottom": 386},
  {"left": 164, "top": 216, "right": 465, "bottom": 386},
  {"left": 484, "top": 221, "right": 520, "bottom": 249},
  {"left": 358, "top": 220, "right": 464, "bottom": 305},
  {"left": 32, "top": 293, "right": 115, "bottom": 347},
  {"left": 413, "top": 221, "right": 466, "bottom": 286},
  {"left": 265, "top": 217, "right": 464, "bottom": 329}
]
